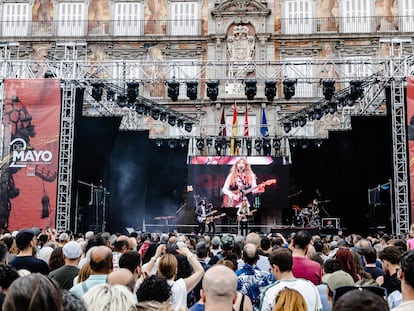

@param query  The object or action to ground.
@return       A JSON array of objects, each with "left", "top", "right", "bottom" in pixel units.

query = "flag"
[
  {"left": 244, "top": 105, "right": 251, "bottom": 156},
  {"left": 261, "top": 107, "right": 269, "bottom": 137},
  {"left": 219, "top": 107, "right": 226, "bottom": 137},
  {"left": 230, "top": 102, "right": 239, "bottom": 155}
]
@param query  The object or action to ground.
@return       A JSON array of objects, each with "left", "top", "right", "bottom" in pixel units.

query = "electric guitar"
[
  {"left": 223, "top": 179, "right": 277, "bottom": 207},
  {"left": 237, "top": 209, "right": 257, "bottom": 222},
  {"left": 206, "top": 213, "right": 226, "bottom": 224},
  {"left": 197, "top": 210, "right": 218, "bottom": 223}
]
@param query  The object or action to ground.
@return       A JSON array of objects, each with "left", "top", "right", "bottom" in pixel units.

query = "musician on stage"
[
  {"left": 206, "top": 203, "right": 216, "bottom": 235},
  {"left": 195, "top": 199, "right": 207, "bottom": 235},
  {"left": 237, "top": 200, "right": 252, "bottom": 236},
  {"left": 222, "top": 158, "right": 264, "bottom": 208}
]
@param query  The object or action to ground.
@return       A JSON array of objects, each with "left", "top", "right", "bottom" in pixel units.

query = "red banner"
[
  {"left": 2, "top": 79, "right": 61, "bottom": 230},
  {"left": 407, "top": 77, "right": 414, "bottom": 223}
]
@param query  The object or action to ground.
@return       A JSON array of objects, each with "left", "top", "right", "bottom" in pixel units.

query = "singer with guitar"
[
  {"left": 237, "top": 200, "right": 256, "bottom": 236},
  {"left": 195, "top": 199, "right": 207, "bottom": 235}
]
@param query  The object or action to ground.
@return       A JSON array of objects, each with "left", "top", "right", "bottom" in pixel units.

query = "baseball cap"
[
  {"left": 211, "top": 236, "right": 221, "bottom": 247},
  {"left": 324, "top": 270, "right": 355, "bottom": 292},
  {"left": 220, "top": 235, "right": 234, "bottom": 251},
  {"left": 62, "top": 241, "right": 82, "bottom": 259},
  {"left": 15, "top": 228, "right": 35, "bottom": 250},
  {"left": 59, "top": 232, "right": 69, "bottom": 242}
]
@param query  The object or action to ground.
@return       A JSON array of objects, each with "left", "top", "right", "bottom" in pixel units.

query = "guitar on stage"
[
  {"left": 223, "top": 179, "right": 276, "bottom": 208},
  {"left": 206, "top": 213, "right": 226, "bottom": 224},
  {"left": 196, "top": 210, "right": 218, "bottom": 223}
]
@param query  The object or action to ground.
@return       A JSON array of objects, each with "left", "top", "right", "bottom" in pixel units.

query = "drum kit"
[{"left": 291, "top": 199, "right": 331, "bottom": 228}]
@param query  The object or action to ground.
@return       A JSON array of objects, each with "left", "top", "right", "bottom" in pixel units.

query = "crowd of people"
[{"left": 0, "top": 224, "right": 413, "bottom": 311}]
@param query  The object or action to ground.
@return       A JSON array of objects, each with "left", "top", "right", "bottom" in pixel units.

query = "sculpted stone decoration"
[{"left": 227, "top": 25, "right": 255, "bottom": 62}]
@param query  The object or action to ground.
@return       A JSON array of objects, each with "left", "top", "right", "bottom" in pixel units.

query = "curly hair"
[{"left": 137, "top": 275, "right": 171, "bottom": 303}]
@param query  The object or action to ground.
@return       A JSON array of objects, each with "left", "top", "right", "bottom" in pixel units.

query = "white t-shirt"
[
  {"left": 168, "top": 278, "right": 187, "bottom": 311},
  {"left": 260, "top": 278, "right": 322, "bottom": 311}
]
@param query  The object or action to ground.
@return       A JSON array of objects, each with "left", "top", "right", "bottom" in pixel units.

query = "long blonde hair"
[{"left": 273, "top": 288, "right": 307, "bottom": 311}]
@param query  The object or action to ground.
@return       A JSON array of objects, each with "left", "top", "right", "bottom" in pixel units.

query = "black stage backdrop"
[{"left": 290, "top": 116, "right": 392, "bottom": 235}]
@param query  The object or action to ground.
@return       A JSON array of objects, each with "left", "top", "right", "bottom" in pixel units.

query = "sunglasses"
[{"left": 333, "top": 285, "right": 387, "bottom": 303}]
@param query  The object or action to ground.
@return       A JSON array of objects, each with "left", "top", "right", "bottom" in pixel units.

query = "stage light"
[
  {"left": 349, "top": 80, "right": 364, "bottom": 100},
  {"left": 224, "top": 138, "right": 231, "bottom": 149},
  {"left": 151, "top": 108, "right": 160, "bottom": 120},
  {"left": 167, "top": 80, "right": 180, "bottom": 101},
  {"left": 300, "top": 139, "right": 309, "bottom": 149},
  {"left": 322, "top": 79, "right": 336, "bottom": 100},
  {"left": 168, "top": 139, "right": 177, "bottom": 148},
  {"left": 273, "top": 139, "right": 281, "bottom": 150},
  {"left": 235, "top": 139, "right": 242, "bottom": 149},
  {"left": 214, "top": 139, "right": 222, "bottom": 155},
  {"left": 155, "top": 139, "right": 163, "bottom": 147},
  {"left": 283, "top": 122, "right": 292, "bottom": 133},
  {"left": 244, "top": 79, "right": 257, "bottom": 100},
  {"left": 179, "top": 137, "right": 187, "bottom": 148},
  {"left": 160, "top": 111, "right": 167, "bottom": 122},
  {"left": 245, "top": 138, "right": 252, "bottom": 150},
  {"left": 144, "top": 105, "right": 151, "bottom": 116},
  {"left": 315, "top": 139, "right": 323, "bottom": 148},
  {"left": 321, "top": 103, "right": 329, "bottom": 115},
  {"left": 283, "top": 79, "right": 296, "bottom": 100},
  {"left": 177, "top": 119, "right": 184, "bottom": 128},
  {"left": 206, "top": 137, "right": 213, "bottom": 147},
  {"left": 291, "top": 118, "right": 299, "bottom": 128},
  {"left": 254, "top": 139, "right": 263, "bottom": 152},
  {"left": 265, "top": 80, "right": 277, "bottom": 101},
  {"left": 91, "top": 82, "right": 104, "bottom": 102},
  {"left": 44, "top": 70, "right": 55, "bottom": 78},
  {"left": 168, "top": 115, "right": 177, "bottom": 126},
  {"left": 206, "top": 80, "right": 219, "bottom": 101},
  {"left": 263, "top": 138, "right": 271, "bottom": 155},
  {"left": 290, "top": 139, "right": 297, "bottom": 148},
  {"left": 314, "top": 107, "right": 323, "bottom": 120},
  {"left": 196, "top": 138, "right": 205, "bottom": 151},
  {"left": 106, "top": 90, "right": 115, "bottom": 101},
  {"left": 308, "top": 110, "right": 315, "bottom": 121},
  {"left": 135, "top": 101, "right": 145, "bottom": 114},
  {"left": 184, "top": 122, "right": 193, "bottom": 133},
  {"left": 328, "top": 101, "right": 337, "bottom": 114},
  {"left": 117, "top": 95, "right": 127, "bottom": 108},
  {"left": 127, "top": 81, "right": 139, "bottom": 104},
  {"left": 298, "top": 116, "right": 307, "bottom": 127},
  {"left": 186, "top": 81, "right": 198, "bottom": 100}
]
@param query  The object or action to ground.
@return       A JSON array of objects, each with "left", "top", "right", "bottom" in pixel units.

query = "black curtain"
[{"left": 290, "top": 116, "right": 392, "bottom": 235}]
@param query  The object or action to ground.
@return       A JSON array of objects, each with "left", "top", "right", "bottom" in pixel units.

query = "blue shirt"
[
  {"left": 236, "top": 264, "right": 276, "bottom": 311},
  {"left": 70, "top": 274, "right": 108, "bottom": 298}
]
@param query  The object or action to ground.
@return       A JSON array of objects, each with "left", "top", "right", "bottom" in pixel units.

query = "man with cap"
[
  {"left": 49, "top": 241, "right": 82, "bottom": 290},
  {"left": 324, "top": 270, "right": 355, "bottom": 307},
  {"left": 8, "top": 228, "right": 49, "bottom": 275}
]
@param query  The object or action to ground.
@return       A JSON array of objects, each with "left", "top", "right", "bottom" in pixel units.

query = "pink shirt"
[
  {"left": 292, "top": 256, "right": 322, "bottom": 285},
  {"left": 407, "top": 238, "right": 414, "bottom": 250}
]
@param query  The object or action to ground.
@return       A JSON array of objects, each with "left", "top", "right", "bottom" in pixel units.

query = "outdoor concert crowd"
[{"left": 0, "top": 225, "right": 413, "bottom": 311}]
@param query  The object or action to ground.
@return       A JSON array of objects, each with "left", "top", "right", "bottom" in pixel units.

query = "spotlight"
[
  {"left": 291, "top": 118, "right": 299, "bottom": 128},
  {"left": 144, "top": 105, "right": 151, "bottom": 116},
  {"left": 117, "top": 95, "right": 127, "bottom": 108},
  {"left": 168, "top": 115, "right": 177, "bottom": 126},
  {"left": 177, "top": 119, "right": 184, "bottom": 128},
  {"left": 349, "top": 80, "right": 364, "bottom": 100},
  {"left": 321, "top": 103, "right": 329, "bottom": 115},
  {"left": 214, "top": 139, "right": 222, "bottom": 155},
  {"left": 283, "top": 122, "right": 292, "bottom": 133},
  {"left": 150, "top": 108, "right": 160, "bottom": 120},
  {"left": 127, "top": 81, "right": 139, "bottom": 104},
  {"left": 283, "top": 79, "right": 296, "bottom": 100},
  {"left": 179, "top": 137, "right": 187, "bottom": 148},
  {"left": 245, "top": 138, "right": 252, "bottom": 150},
  {"left": 206, "top": 80, "right": 219, "bottom": 101},
  {"left": 167, "top": 80, "right": 180, "bottom": 101},
  {"left": 235, "top": 139, "right": 242, "bottom": 149},
  {"left": 314, "top": 107, "right": 323, "bottom": 120},
  {"left": 322, "top": 80, "right": 336, "bottom": 100},
  {"left": 265, "top": 80, "right": 277, "bottom": 102},
  {"left": 273, "top": 139, "right": 281, "bottom": 150},
  {"left": 254, "top": 139, "right": 263, "bottom": 152},
  {"left": 244, "top": 79, "right": 257, "bottom": 100},
  {"left": 298, "top": 116, "right": 307, "bottom": 127},
  {"left": 44, "top": 70, "right": 55, "bottom": 78},
  {"left": 315, "top": 139, "right": 323, "bottom": 148},
  {"left": 184, "top": 122, "right": 193, "bottom": 133},
  {"left": 106, "top": 90, "right": 115, "bottom": 101},
  {"left": 135, "top": 101, "right": 145, "bottom": 114},
  {"left": 300, "top": 139, "right": 309, "bottom": 149},
  {"left": 168, "top": 139, "right": 177, "bottom": 148},
  {"left": 328, "top": 101, "right": 337, "bottom": 114},
  {"left": 186, "top": 81, "right": 198, "bottom": 100},
  {"left": 155, "top": 139, "right": 163, "bottom": 147},
  {"left": 160, "top": 111, "right": 167, "bottom": 122},
  {"left": 196, "top": 138, "right": 205, "bottom": 151},
  {"left": 290, "top": 139, "right": 297, "bottom": 148},
  {"left": 308, "top": 110, "right": 315, "bottom": 121},
  {"left": 91, "top": 82, "right": 104, "bottom": 102},
  {"left": 206, "top": 137, "right": 213, "bottom": 147}
]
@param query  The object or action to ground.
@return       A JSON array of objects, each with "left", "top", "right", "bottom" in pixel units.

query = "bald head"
[
  {"left": 107, "top": 268, "right": 135, "bottom": 292},
  {"left": 246, "top": 232, "right": 261, "bottom": 247},
  {"left": 242, "top": 243, "right": 258, "bottom": 265},
  {"left": 202, "top": 265, "right": 237, "bottom": 305},
  {"left": 90, "top": 245, "right": 113, "bottom": 273}
]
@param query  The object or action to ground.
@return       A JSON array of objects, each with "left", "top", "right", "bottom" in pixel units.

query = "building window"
[
  {"left": 340, "top": 0, "right": 372, "bottom": 33},
  {"left": 400, "top": 0, "right": 414, "bottom": 32},
  {"left": 283, "top": 0, "right": 314, "bottom": 34},
  {"left": 113, "top": 2, "right": 143, "bottom": 36},
  {"left": 57, "top": 2, "right": 87, "bottom": 36},
  {"left": 168, "top": 1, "right": 200, "bottom": 36},
  {"left": 2, "top": 3, "right": 29, "bottom": 37}
]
